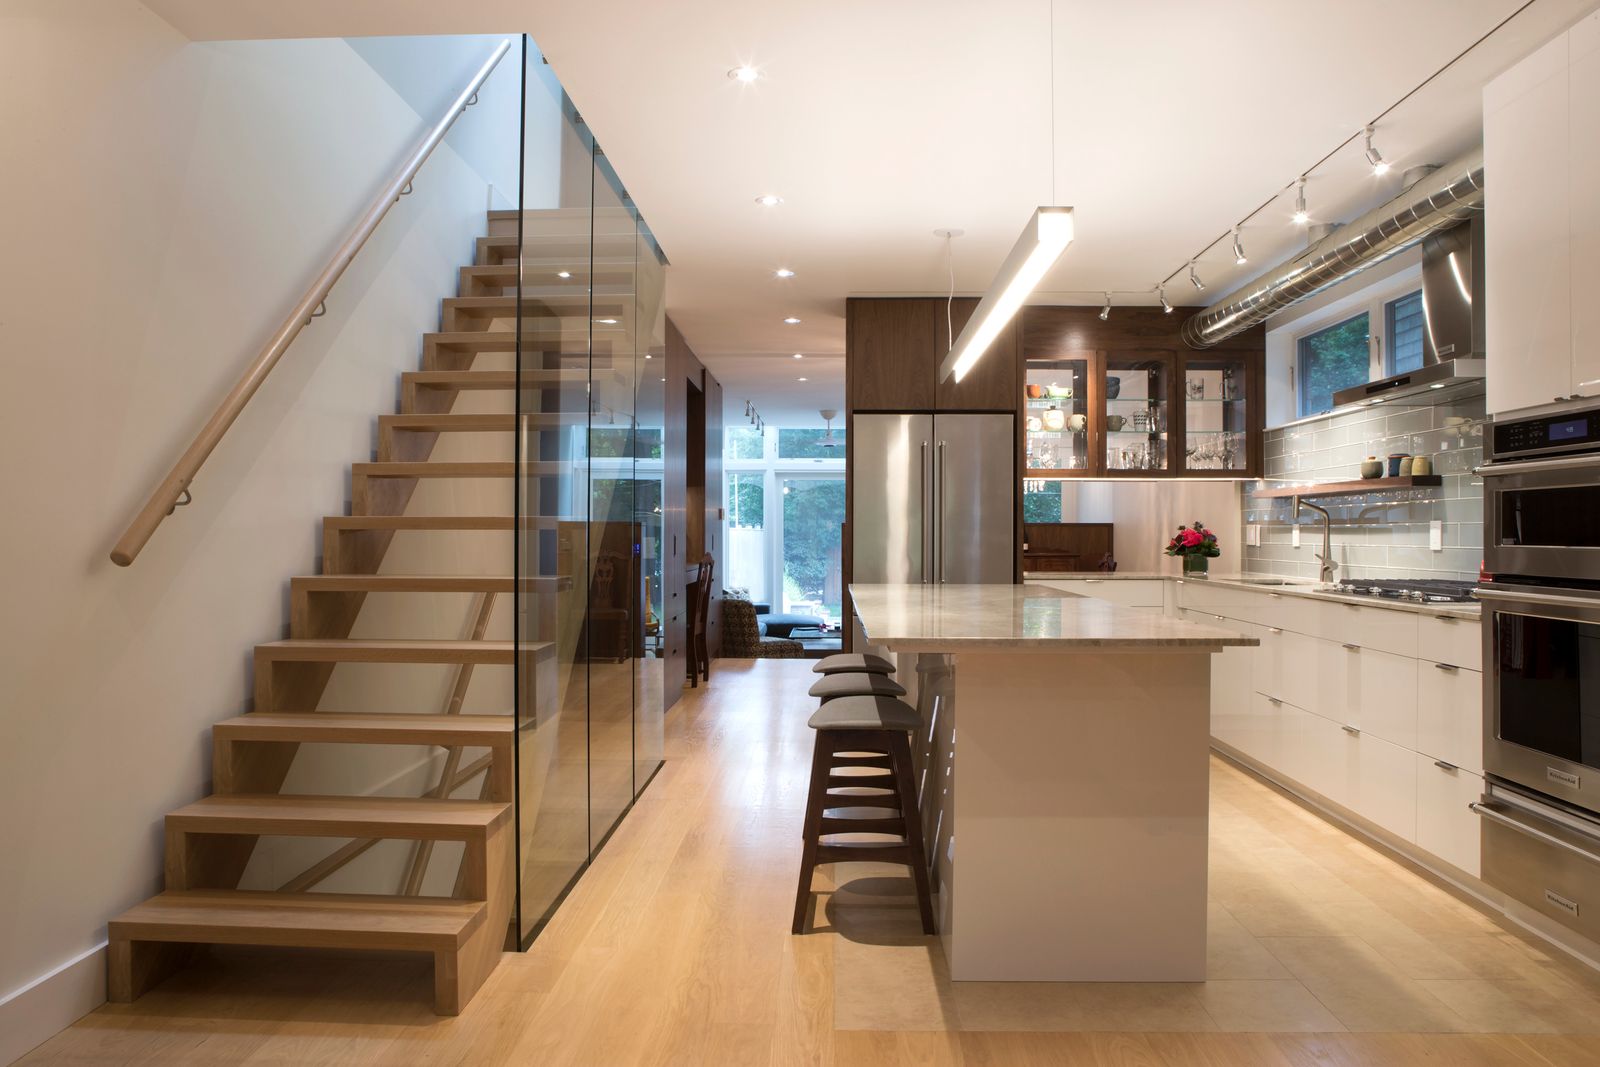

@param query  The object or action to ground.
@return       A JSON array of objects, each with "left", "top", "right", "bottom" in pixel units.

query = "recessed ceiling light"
[
  {"left": 557, "top": 270, "right": 572, "bottom": 279},
  {"left": 755, "top": 194, "right": 783, "bottom": 207},
  {"left": 792, "top": 352, "right": 804, "bottom": 359},
  {"left": 594, "top": 318, "right": 619, "bottom": 325},
  {"left": 783, "top": 316, "right": 801, "bottom": 324},
  {"left": 728, "top": 65, "right": 760, "bottom": 83},
  {"left": 774, "top": 268, "right": 795, "bottom": 278},
  {"left": 797, "top": 377, "right": 808, "bottom": 382},
  {"left": 643, "top": 353, "right": 652, "bottom": 360}
]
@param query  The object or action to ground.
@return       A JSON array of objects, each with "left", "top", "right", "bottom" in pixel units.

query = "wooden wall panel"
[
  {"left": 663, "top": 317, "right": 724, "bottom": 695},
  {"left": 935, "top": 296, "right": 1021, "bottom": 412},
  {"left": 846, "top": 298, "right": 938, "bottom": 410}
]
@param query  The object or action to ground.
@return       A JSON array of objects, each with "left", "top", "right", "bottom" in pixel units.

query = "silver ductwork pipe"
[{"left": 1181, "top": 149, "right": 1484, "bottom": 349}]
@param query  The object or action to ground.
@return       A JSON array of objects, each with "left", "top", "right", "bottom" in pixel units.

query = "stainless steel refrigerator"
[{"left": 852, "top": 413, "right": 1015, "bottom": 584}]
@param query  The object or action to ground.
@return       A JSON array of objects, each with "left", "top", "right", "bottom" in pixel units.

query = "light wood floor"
[{"left": 24, "top": 659, "right": 1600, "bottom": 1066}]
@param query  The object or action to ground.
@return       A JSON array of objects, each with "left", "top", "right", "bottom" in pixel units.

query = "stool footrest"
[{"left": 815, "top": 842, "right": 912, "bottom": 865}]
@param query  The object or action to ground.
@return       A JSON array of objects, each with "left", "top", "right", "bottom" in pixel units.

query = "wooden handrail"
[{"left": 109, "top": 38, "right": 515, "bottom": 566}]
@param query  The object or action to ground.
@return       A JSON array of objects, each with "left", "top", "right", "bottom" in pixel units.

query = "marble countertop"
[
  {"left": 1022, "top": 572, "right": 1482, "bottom": 621},
  {"left": 849, "top": 583, "right": 1258, "bottom": 652}
]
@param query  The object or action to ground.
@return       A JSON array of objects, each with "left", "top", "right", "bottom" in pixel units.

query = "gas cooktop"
[{"left": 1330, "top": 579, "right": 1480, "bottom": 604}]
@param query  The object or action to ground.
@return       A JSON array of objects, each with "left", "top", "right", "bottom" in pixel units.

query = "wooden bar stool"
[
  {"left": 812, "top": 653, "right": 895, "bottom": 675},
  {"left": 807, "top": 672, "right": 907, "bottom": 702},
  {"left": 792, "top": 695, "right": 936, "bottom": 935}
]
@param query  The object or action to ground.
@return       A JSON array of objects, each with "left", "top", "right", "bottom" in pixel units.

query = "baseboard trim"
[{"left": 0, "top": 943, "right": 106, "bottom": 1065}]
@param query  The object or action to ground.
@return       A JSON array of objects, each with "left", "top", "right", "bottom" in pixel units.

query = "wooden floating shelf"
[{"left": 1252, "top": 475, "right": 1443, "bottom": 499}]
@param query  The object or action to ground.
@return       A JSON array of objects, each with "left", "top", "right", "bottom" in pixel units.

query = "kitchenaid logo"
[
  {"left": 1545, "top": 889, "right": 1580, "bottom": 917},
  {"left": 1548, "top": 767, "right": 1583, "bottom": 789}
]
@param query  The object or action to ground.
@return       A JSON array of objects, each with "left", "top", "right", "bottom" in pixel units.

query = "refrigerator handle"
[
  {"left": 920, "top": 440, "right": 930, "bottom": 583},
  {"left": 937, "top": 440, "right": 947, "bottom": 583}
]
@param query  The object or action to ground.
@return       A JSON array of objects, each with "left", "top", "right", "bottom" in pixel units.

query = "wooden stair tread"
[
  {"left": 110, "top": 890, "right": 485, "bottom": 950},
  {"left": 255, "top": 638, "right": 547, "bottom": 664},
  {"left": 380, "top": 414, "right": 515, "bottom": 432},
  {"left": 293, "top": 574, "right": 511, "bottom": 592},
  {"left": 403, "top": 370, "right": 584, "bottom": 388},
  {"left": 445, "top": 295, "right": 627, "bottom": 311},
  {"left": 167, "top": 793, "right": 509, "bottom": 838},
  {"left": 352, "top": 462, "right": 515, "bottom": 478},
  {"left": 214, "top": 712, "right": 512, "bottom": 746}
]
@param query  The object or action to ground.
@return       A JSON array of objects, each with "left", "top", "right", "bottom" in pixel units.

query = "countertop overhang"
[{"left": 849, "top": 583, "right": 1259, "bottom": 652}]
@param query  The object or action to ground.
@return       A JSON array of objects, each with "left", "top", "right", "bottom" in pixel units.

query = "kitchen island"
[{"left": 849, "top": 582, "right": 1256, "bottom": 982}]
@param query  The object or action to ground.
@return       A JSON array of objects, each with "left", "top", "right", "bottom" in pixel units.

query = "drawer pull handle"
[
  {"left": 1342, "top": 724, "right": 1361, "bottom": 735},
  {"left": 1434, "top": 614, "right": 1458, "bottom": 622},
  {"left": 1434, "top": 662, "right": 1460, "bottom": 672},
  {"left": 1470, "top": 802, "right": 1600, "bottom": 864},
  {"left": 1342, "top": 642, "right": 1361, "bottom": 652},
  {"left": 1433, "top": 759, "right": 1459, "bottom": 772}
]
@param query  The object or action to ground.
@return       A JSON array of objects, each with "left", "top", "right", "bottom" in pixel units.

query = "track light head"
[
  {"left": 1292, "top": 177, "right": 1309, "bottom": 225},
  {"left": 1188, "top": 262, "right": 1205, "bottom": 292},
  {"left": 1363, "top": 125, "right": 1390, "bottom": 176},
  {"left": 1099, "top": 293, "right": 1111, "bottom": 322},
  {"left": 1232, "top": 227, "right": 1248, "bottom": 266},
  {"left": 1159, "top": 286, "right": 1173, "bottom": 314}
]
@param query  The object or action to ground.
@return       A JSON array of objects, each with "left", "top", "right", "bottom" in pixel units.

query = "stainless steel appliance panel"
[
  {"left": 852, "top": 413, "right": 932, "bottom": 584},
  {"left": 1480, "top": 583, "right": 1600, "bottom": 811},
  {"left": 934, "top": 414, "right": 1015, "bottom": 584},
  {"left": 1482, "top": 453, "right": 1600, "bottom": 584},
  {"left": 1475, "top": 781, "right": 1600, "bottom": 943}
]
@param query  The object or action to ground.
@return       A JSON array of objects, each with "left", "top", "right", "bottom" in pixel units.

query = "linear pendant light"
[{"left": 938, "top": 206, "right": 1075, "bottom": 383}]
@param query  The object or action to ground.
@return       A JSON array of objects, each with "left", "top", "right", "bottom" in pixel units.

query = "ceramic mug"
[
  {"left": 1042, "top": 408, "right": 1066, "bottom": 432},
  {"left": 1025, "top": 384, "right": 1044, "bottom": 399},
  {"left": 1106, "top": 414, "right": 1127, "bottom": 432},
  {"left": 1066, "top": 413, "right": 1088, "bottom": 433},
  {"left": 1026, "top": 415, "right": 1043, "bottom": 433}
]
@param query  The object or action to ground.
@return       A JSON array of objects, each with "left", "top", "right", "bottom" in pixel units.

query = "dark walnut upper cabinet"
[{"left": 847, "top": 297, "right": 1018, "bottom": 413}]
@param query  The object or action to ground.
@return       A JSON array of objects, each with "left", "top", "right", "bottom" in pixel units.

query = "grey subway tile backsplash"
[{"left": 1242, "top": 394, "right": 1485, "bottom": 582}]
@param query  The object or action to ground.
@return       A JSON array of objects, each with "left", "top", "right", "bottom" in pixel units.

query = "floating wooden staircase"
[{"left": 106, "top": 208, "right": 599, "bottom": 1016}]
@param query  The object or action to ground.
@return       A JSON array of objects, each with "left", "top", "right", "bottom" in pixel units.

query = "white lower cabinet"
[
  {"left": 1415, "top": 756, "right": 1483, "bottom": 877},
  {"left": 1345, "top": 729, "right": 1418, "bottom": 844},
  {"left": 1037, "top": 579, "right": 1163, "bottom": 610},
  {"left": 1416, "top": 662, "right": 1485, "bottom": 774}
]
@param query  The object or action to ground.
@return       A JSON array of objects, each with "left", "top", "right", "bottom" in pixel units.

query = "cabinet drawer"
[
  {"left": 1314, "top": 599, "right": 1419, "bottom": 658},
  {"left": 1479, "top": 797, "right": 1600, "bottom": 945},
  {"left": 1418, "top": 612, "right": 1482, "bottom": 671},
  {"left": 1416, "top": 661, "right": 1484, "bottom": 773},
  {"left": 1416, "top": 757, "right": 1482, "bottom": 877},
  {"left": 1262, "top": 628, "right": 1321, "bottom": 713},
  {"left": 1040, "top": 578, "right": 1164, "bottom": 607},
  {"left": 1339, "top": 728, "right": 1418, "bottom": 843},
  {"left": 1357, "top": 646, "right": 1420, "bottom": 750}
]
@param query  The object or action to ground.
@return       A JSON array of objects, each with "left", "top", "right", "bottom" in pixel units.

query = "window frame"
[
  {"left": 722, "top": 426, "right": 845, "bottom": 611},
  {"left": 1287, "top": 274, "right": 1425, "bottom": 419}
]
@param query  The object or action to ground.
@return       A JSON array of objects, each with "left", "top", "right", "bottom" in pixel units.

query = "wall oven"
[{"left": 1478, "top": 402, "right": 1600, "bottom": 939}]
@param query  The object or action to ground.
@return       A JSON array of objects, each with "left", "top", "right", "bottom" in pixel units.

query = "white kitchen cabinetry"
[
  {"left": 1571, "top": 12, "right": 1600, "bottom": 393},
  {"left": 1416, "top": 661, "right": 1484, "bottom": 774},
  {"left": 1419, "top": 613, "right": 1481, "bottom": 672},
  {"left": 1415, "top": 757, "right": 1483, "bottom": 876},
  {"left": 1175, "top": 580, "right": 1484, "bottom": 880},
  {"left": 1484, "top": 14, "right": 1600, "bottom": 415}
]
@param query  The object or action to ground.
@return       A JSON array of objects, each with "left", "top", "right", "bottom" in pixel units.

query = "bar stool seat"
[
  {"left": 792, "top": 695, "right": 935, "bottom": 935},
  {"left": 811, "top": 653, "right": 895, "bottom": 676},
  {"left": 807, "top": 672, "right": 907, "bottom": 703},
  {"left": 808, "top": 694, "right": 920, "bottom": 731}
]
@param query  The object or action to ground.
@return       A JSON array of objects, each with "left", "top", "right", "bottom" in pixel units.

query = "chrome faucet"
[{"left": 1295, "top": 496, "right": 1338, "bottom": 585}]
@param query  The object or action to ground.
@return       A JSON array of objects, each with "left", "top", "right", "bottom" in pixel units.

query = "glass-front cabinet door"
[
  {"left": 1024, "top": 356, "right": 1094, "bottom": 476},
  {"left": 1104, "top": 352, "right": 1171, "bottom": 475},
  {"left": 1177, "top": 353, "right": 1255, "bottom": 476}
]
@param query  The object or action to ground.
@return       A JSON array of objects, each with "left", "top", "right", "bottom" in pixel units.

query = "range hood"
[{"left": 1331, "top": 214, "right": 1486, "bottom": 409}]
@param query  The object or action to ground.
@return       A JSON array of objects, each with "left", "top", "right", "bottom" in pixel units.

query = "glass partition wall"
[{"left": 514, "top": 37, "right": 667, "bottom": 946}]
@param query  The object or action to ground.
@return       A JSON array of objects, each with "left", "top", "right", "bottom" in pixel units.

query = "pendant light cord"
[
  {"left": 945, "top": 233, "right": 955, "bottom": 345},
  {"left": 1049, "top": 0, "right": 1056, "bottom": 205}
]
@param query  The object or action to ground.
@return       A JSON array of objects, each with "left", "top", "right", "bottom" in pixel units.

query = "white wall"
[{"left": 0, "top": 4, "right": 517, "bottom": 1059}]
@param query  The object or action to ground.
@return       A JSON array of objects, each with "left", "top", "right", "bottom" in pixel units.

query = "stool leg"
[
  {"left": 889, "top": 731, "right": 937, "bottom": 935},
  {"left": 792, "top": 731, "right": 834, "bottom": 934}
]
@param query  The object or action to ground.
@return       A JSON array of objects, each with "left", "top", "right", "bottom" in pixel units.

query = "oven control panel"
[{"left": 1492, "top": 407, "right": 1600, "bottom": 460}]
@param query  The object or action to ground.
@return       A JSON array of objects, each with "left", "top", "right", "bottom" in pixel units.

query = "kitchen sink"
[{"left": 1236, "top": 577, "right": 1292, "bottom": 586}]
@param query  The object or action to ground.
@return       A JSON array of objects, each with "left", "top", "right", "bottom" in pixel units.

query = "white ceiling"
[{"left": 146, "top": 0, "right": 1598, "bottom": 426}]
